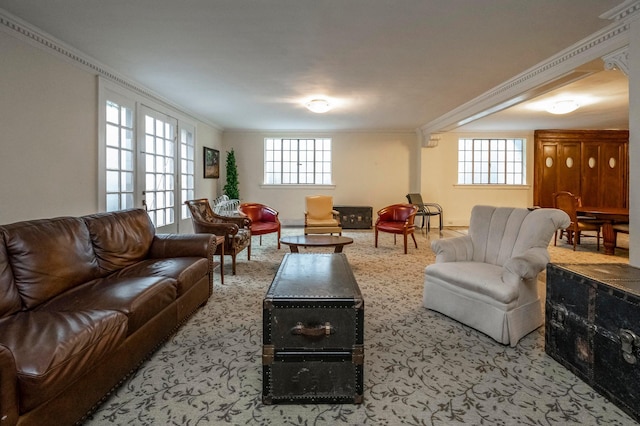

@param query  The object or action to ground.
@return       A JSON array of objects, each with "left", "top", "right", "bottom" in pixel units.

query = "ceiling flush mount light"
[
  {"left": 546, "top": 100, "right": 580, "bottom": 115},
  {"left": 305, "top": 98, "right": 332, "bottom": 113}
]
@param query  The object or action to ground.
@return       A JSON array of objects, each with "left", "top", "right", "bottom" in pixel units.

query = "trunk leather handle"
[{"left": 292, "top": 322, "right": 334, "bottom": 337}]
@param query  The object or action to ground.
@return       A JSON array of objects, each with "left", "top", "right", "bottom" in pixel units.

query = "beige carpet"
[{"left": 84, "top": 227, "right": 635, "bottom": 425}]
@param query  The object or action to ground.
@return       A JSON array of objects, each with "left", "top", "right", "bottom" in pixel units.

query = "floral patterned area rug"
[{"left": 85, "top": 228, "right": 635, "bottom": 426}]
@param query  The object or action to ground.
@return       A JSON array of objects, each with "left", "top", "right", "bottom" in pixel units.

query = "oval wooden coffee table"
[{"left": 280, "top": 235, "right": 354, "bottom": 253}]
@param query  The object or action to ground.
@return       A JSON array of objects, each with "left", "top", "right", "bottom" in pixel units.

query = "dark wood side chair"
[
  {"left": 185, "top": 198, "right": 251, "bottom": 283},
  {"left": 375, "top": 203, "right": 418, "bottom": 254},
  {"left": 552, "top": 191, "right": 602, "bottom": 251}
]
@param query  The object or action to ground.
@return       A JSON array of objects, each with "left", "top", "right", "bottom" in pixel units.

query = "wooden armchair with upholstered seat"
[
  {"left": 552, "top": 191, "right": 603, "bottom": 251},
  {"left": 238, "top": 202, "right": 281, "bottom": 249},
  {"left": 374, "top": 203, "right": 418, "bottom": 254},
  {"left": 304, "top": 195, "right": 342, "bottom": 235},
  {"left": 185, "top": 198, "right": 251, "bottom": 283}
]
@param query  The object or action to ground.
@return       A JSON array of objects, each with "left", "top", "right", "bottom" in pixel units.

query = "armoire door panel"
[
  {"left": 581, "top": 142, "right": 601, "bottom": 207},
  {"left": 558, "top": 143, "right": 581, "bottom": 196},
  {"left": 599, "top": 142, "right": 627, "bottom": 207},
  {"left": 539, "top": 144, "right": 558, "bottom": 208}
]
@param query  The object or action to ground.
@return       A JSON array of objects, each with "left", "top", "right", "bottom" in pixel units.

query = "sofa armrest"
[
  {"left": 502, "top": 247, "right": 550, "bottom": 280},
  {"left": 0, "top": 343, "right": 19, "bottom": 426},
  {"left": 149, "top": 234, "right": 217, "bottom": 259},
  {"left": 149, "top": 234, "right": 218, "bottom": 277},
  {"left": 431, "top": 235, "right": 473, "bottom": 263}
]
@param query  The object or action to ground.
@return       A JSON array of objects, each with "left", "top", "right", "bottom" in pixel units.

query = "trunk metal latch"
[{"left": 619, "top": 329, "right": 639, "bottom": 364}]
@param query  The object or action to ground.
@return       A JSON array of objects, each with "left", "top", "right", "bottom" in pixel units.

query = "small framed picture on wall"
[{"left": 203, "top": 147, "right": 219, "bottom": 179}]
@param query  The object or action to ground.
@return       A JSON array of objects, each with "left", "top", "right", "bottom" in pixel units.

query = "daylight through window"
[
  {"left": 264, "top": 138, "right": 332, "bottom": 185},
  {"left": 457, "top": 138, "right": 526, "bottom": 185}
]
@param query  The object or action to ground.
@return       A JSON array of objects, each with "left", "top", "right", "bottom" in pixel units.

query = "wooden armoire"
[{"left": 534, "top": 129, "right": 629, "bottom": 209}]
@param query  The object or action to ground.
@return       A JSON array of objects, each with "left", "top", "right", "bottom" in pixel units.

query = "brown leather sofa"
[{"left": 0, "top": 208, "right": 218, "bottom": 426}]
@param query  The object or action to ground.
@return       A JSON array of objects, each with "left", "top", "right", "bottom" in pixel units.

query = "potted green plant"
[{"left": 223, "top": 149, "right": 240, "bottom": 199}]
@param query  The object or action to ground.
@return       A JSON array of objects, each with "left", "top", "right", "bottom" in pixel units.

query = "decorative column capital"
[
  {"left": 603, "top": 47, "right": 629, "bottom": 75},
  {"left": 418, "top": 128, "right": 440, "bottom": 148}
]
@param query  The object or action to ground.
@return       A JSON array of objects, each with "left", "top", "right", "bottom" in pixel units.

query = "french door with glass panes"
[
  {"left": 102, "top": 81, "right": 196, "bottom": 234},
  {"left": 139, "top": 106, "right": 178, "bottom": 234}
]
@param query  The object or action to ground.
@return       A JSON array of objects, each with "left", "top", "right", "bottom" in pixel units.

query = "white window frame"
[
  {"left": 263, "top": 138, "right": 333, "bottom": 186},
  {"left": 457, "top": 138, "right": 526, "bottom": 185}
]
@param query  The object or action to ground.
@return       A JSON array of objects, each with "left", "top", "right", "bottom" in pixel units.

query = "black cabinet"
[{"left": 333, "top": 205, "right": 372, "bottom": 229}]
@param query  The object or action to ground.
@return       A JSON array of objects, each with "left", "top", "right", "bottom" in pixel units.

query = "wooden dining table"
[{"left": 576, "top": 206, "right": 630, "bottom": 255}]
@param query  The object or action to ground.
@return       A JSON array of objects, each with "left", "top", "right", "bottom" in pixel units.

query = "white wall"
[
  {"left": 0, "top": 31, "right": 98, "bottom": 222},
  {"left": 222, "top": 131, "right": 418, "bottom": 225},
  {"left": 196, "top": 123, "right": 224, "bottom": 199},
  {"left": 421, "top": 131, "right": 535, "bottom": 226},
  {"left": 0, "top": 31, "right": 222, "bottom": 224}
]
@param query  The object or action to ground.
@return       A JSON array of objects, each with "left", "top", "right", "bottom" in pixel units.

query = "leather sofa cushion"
[
  {"left": 83, "top": 209, "right": 155, "bottom": 275},
  {"left": 0, "top": 232, "right": 22, "bottom": 317},
  {"left": 110, "top": 257, "right": 209, "bottom": 296},
  {"left": 1, "top": 217, "right": 100, "bottom": 309},
  {"left": 39, "top": 276, "right": 176, "bottom": 335},
  {"left": 0, "top": 309, "right": 127, "bottom": 413}
]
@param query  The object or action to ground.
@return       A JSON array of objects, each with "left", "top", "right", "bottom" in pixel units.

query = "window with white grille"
[
  {"left": 458, "top": 138, "right": 526, "bottom": 185},
  {"left": 264, "top": 138, "right": 332, "bottom": 185}
]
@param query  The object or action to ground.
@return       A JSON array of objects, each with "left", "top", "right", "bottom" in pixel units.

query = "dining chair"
[{"left": 552, "top": 191, "right": 602, "bottom": 251}]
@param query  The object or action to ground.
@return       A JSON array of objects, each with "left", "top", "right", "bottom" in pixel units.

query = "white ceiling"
[{"left": 0, "top": 0, "right": 629, "bottom": 132}]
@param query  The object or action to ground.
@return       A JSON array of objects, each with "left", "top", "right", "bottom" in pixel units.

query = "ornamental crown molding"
[
  {"left": 417, "top": 0, "right": 640, "bottom": 147},
  {"left": 0, "top": 9, "right": 222, "bottom": 130},
  {"left": 600, "top": 0, "right": 640, "bottom": 21}
]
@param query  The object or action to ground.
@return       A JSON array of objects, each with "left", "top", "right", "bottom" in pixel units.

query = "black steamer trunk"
[
  {"left": 545, "top": 263, "right": 640, "bottom": 423},
  {"left": 262, "top": 253, "right": 364, "bottom": 404}
]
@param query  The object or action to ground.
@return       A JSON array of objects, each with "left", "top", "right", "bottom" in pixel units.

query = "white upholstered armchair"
[{"left": 423, "top": 205, "right": 570, "bottom": 347}]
